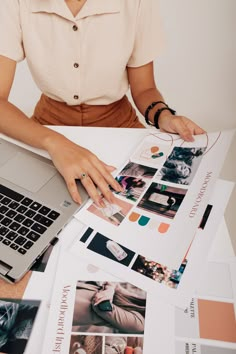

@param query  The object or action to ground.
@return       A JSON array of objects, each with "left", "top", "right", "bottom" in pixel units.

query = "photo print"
[
  {"left": 71, "top": 281, "right": 147, "bottom": 335},
  {"left": 87, "top": 196, "right": 133, "bottom": 226},
  {"left": 69, "top": 334, "right": 102, "bottom": 354},
  {"left": 87, "top": 232, "right": 135, "bottom": 266},
  {"left": 132, "top": 255, "right": 187, "bottom": 289},
  {"left": 0, "top": 298, "right": 40, "bottom": 354},
  {"left": 105, "top": 336, "right": 144, "bottom": 354},
  {"left": 114, "top": 161, "right": 157, "bottom": 202},
  {"left": 137, "top": 182, "right": 187, "bottom": 219},
  {"left": 159, "top": 146, "right": 206, "bottom": 185}
]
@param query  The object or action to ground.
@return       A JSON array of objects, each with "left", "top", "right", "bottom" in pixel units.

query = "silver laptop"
[{"left": 0, "top": 138, "right": 88, "bottom": 283}]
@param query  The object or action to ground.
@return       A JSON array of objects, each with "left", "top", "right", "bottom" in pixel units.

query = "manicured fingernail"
[
  {"left": 98, "top": 199, "right": 106, "bottom": 208},
  {"left": 75, "top": 197, "right": 82, "bottom": 205},
  {"left": 186, "top": 135, "right": 194, "bottom": 142}
]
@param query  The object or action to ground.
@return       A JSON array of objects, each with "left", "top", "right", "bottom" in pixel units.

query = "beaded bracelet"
[
  {"left": 144, "top": 101, "right": 167, "bottom": 125},
  {"left": 154, "top": 107, "right": 176, "bottom": 129}
]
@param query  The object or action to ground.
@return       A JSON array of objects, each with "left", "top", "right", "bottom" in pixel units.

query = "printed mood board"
[{"left": 76, "top": 130, "right": 235, "bottom": 269}]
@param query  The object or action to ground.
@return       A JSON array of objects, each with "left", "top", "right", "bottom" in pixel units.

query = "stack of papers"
[{"left": 0, "top": 130, "right": 235, "bottom": 354}]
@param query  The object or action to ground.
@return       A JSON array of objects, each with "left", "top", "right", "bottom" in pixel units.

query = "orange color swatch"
[
  {"left": 158, "top": 223, "right": 170, "bottom": 233},
  {"left": 198, "top": 299, "right": 236, "bottom": 343},
  {"left": 129, "top": 212, "right": 140, "bottom": 222}
]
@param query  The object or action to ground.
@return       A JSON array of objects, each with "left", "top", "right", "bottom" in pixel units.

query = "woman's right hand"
[{"left": 45, "top": 134, "right": 123, "bottom": 206}]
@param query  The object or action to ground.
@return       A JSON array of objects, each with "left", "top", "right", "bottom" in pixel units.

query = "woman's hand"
[
  {"left": 93, "top": 282, "right": 116, "bottom": 306},
  {"left": 45, "top": 134, "right": 123, "bottom": 206},
  {"left": 158, "top": 113, "right": 206, "bottom": 142}
]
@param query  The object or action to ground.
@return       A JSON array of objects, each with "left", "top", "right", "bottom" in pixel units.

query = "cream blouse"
[{"left": 0, "top": 0, "right": 164, "bottom": 105}]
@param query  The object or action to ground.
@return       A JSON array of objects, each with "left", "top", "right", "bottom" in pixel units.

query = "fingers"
[
  {"left": 103, "top": 163, "right": 117, "bottom": 173},
  {"left": 175, "top": 118, "right": 206, "bottom": 142},
  {"left": 93, "top": 294, "right": 104, "bottom": 306},
  {"left": 89, "top": 167, "right": 122, "bottom": 202},
  {"left": 159, "top": 114, "right": 206, "bottom": 142},
  {"left": 65, "top": 178, "right": 83, "bottom": 205},
  {"left": 172, "top": 118, "right": 195, "bottom": 142},
  {"left": 64, "top": 162, "right": 122, "bottom": 207}
]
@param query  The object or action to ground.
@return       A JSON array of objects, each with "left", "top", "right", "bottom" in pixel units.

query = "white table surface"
[
  {"left": 1, "top": 126, "right": 235, "bottom": 257},
  {"left": 1, "top": 126, "right": 235, "bottom": 354}
]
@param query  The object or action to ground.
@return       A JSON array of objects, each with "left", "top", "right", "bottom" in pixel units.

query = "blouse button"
[
  {"left": 72, "top": 25, "right": 78, "bottom": 31},
  {"left": 73, "top": 95, "right": 79, "bottom": 100},
  {"left": 74, "top": 63, "right": 79, "bottom": 68}
]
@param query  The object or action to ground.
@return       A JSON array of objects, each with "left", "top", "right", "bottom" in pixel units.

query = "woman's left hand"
[{"left": 158, "top": 113, "right": 206, "bottom": 142}]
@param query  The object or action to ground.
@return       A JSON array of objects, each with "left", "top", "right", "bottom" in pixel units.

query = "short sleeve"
[
  {"left": 127, "top": 0, "right": 164, "bottom": 67},
  {"left": 0, "top": 0, "right": 25, "bottom": 62}
]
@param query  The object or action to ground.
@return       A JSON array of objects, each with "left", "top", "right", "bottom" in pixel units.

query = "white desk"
[
  {"left": 0, "top": 127, "right": 235, "bottom": 354},
  {"left": 0, "top": 126, "right": 235, "bottom": 296}
]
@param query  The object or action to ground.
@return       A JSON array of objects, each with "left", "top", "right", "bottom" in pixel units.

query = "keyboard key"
[
  {"left": 14, "top": 214, "right": 26, "bottom": 223},
  {"left": 18, "top": 226, "right": 29, "bottom": 236},
  {"left": 39, "top": 206, "right": 51, "bottom": 215},
  {"left": 0, "top": 226, "right": 8, "bottom": 236},
  {"left": 0, "top": 205, "right": 9, "bottom": 214},
  {"left": 30, "top": 202, "right": 41, "bottom": 211},
  {"left": 6, "top": 210, "right": 17, "bottom": 219},
  {"left": 0, "top": 184, "right": 24, "bottom": 202},
  {"left": 2, "top": 239, "right": 11, "bottom": 246},
  {"left": 22, "top": 219, "right": 34, "bottom": 228},
  {"left": 1, "top": 197, "right": 11, "bottom": 205},
  {"left": 21, "top": 197, "right": 33, "bottom": 206},
  {"left": 27, "top": 231, "right": 40, "bottom": 242},
  {"left": 1, "top": 217, "right": 12, "bottom": 227},
  {"left": 18, "top": 248, "right": 27, "bottom": 255},
  {"left": 10, "top": 243, "right": 18, "bottom": 251},
  {"left": 9, "top": 201, "right": 19, "bottom": 209},
  {"left": 24, "top": 240, "right": 34, "bottom": 250},
  {"left": 15, "top": 236, "right": 27, "bottom": 246},
  {"left": 25, "top": 209, "right": 36, "bottom": 218},
  {"left": 31, "top": 223, "right": 47, "bottom": 234},
  {"left": 6, "top": 231, "right": 17, "bottom": 241},
  {"left": 9, "top": 222, "right": 21, "bottom": 231},
  {"left": 34, "top": 214, "right": 53, "bottom": 227},
  {"left": 48, "top": 210, "right": 60, "bottom": 220},
  {"left": 0, "top": 214, "right": 4, "bottom": 221},
  {"left": 16, "top": 205, "right": 27, "bottom": 214}
]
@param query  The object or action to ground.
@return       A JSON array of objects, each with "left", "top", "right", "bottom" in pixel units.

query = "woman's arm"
[
  {"left": 0, "top": 56, "right": 122, "bottom": 206},
  {"left": 128, "top": 62, "right": 205, "bottom": 142},
  {"left": 92, "top": 301, "right": 145, "bottom": 334},
  {"left": 92, "top": 283, "right": 145, "bottom": 334},
  {"left": 93, "top": 282, "right": 116, "bottom": 306}
]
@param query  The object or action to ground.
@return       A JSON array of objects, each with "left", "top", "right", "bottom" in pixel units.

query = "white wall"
[
  {"left": 9, "top": 0, "right": 236, "bottom": 251},
  {"left": 157, "top": 0, "right": 236, "bottom": 132}
]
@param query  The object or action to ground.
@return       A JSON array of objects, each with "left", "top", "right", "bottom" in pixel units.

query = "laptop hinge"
[{"left": 0, "top": 261, "right": 12, "bottom": 276}]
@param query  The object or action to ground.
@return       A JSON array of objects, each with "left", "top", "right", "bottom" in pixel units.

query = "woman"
[
  {"left": 161, "top": 160, "right": 192, "bottom": 184},
  {"left": 73, "top": 281, "right": 146, "bottom": 334},
  {"left": 0, "top": 0, "right": 205, "bottom": 207}
]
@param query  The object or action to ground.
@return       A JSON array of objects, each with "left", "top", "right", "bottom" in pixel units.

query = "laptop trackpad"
[{"left": 0, "top": 152, "right": 57, "bottom": 193}]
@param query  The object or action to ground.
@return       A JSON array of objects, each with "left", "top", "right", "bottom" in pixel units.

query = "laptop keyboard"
[{"left": 0, "top": 184, "right": 60, "bottom": 255}]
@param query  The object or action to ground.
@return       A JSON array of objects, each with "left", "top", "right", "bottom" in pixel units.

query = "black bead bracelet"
[
  {"left": 144, "top": 101, "right": 167, "bottom": 125},
  {"left": 153, "top": 107, "right": 176, "bottom": 129}
]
